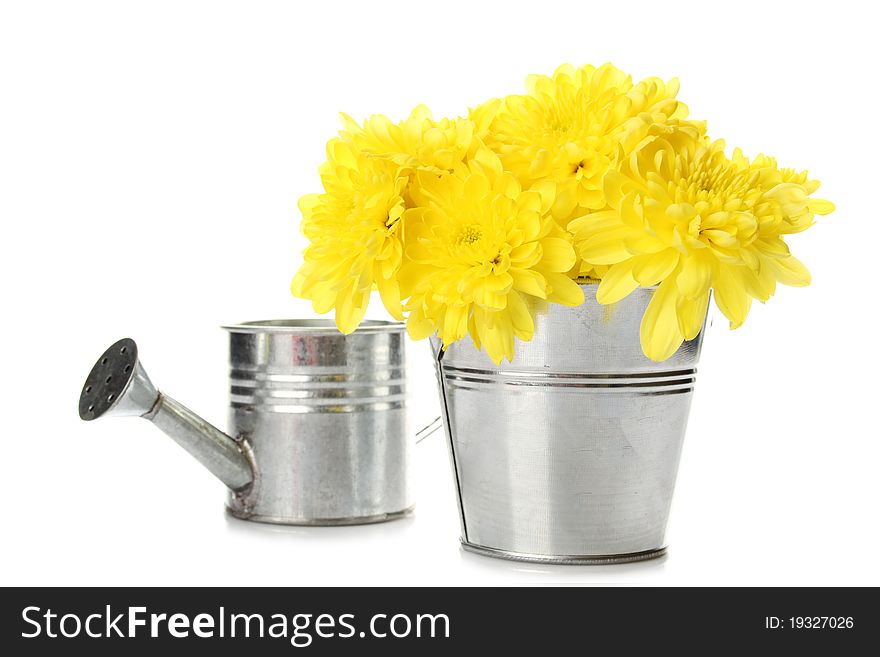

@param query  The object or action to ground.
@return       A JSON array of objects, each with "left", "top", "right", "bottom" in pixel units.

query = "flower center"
[
  {"left": 456, "top": 225, "right": 483, "bottom": 246},
  {"left": 383, "top": 197, "right": 405, "bottom": 234},
  {"left": 572, "top": 157, "right": 594, "bottom": 180}
]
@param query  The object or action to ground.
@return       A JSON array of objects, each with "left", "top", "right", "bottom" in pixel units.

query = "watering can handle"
[
  {"left": 414, "top": 341, "right": 446, "bottom": 443},
  {"left": 415, "top": 416, "right": 443, "bottom": 444}
]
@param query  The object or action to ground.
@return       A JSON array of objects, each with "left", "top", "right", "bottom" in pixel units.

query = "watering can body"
[{"left": 79, "top": 320, "right": 414, "bottom": 525}]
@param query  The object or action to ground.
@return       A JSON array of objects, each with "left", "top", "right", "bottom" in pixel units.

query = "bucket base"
[
  {"left": 461, "top": 541, "right": 667, "bottom": 565},
  {"left": 226, "top": 505, "right": 414, "bottom": 527}
]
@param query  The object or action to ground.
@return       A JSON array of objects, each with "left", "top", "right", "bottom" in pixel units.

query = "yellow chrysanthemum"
[
  {"left": 569, "top": 135, "right": 834, "bottom": 361},
  {"left": 400, "top": 148, "right": 584, "bottom": 363},
  {"left": 476, "top": 63, "right": 704, "bottom": 272},
  {"left": 339, "top": 105, "right": 478, "bottom": 175},
  {"left": 292, "top": 107, "right": 486, "bottom": 333},
  {"left": 291, "top": 138, "right": 408, "bottom": 332}
]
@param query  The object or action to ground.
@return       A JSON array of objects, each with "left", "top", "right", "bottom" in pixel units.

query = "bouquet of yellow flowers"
[{"left": 292, "top": 64, "right": 833, "bottom": 363}]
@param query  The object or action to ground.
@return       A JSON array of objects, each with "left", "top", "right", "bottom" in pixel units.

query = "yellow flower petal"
[
  {"left": 544, "top": 272, "right": 584, "bottom": 306},
  {"left": 405, "top": 307, "right": 437, "bottom": 341},
  {"left": 808, "top": 198, "right": 835, "bottom": 215},
  {"left": 377, "top": 278, "right": 404, "bottom": 320},
  {"left": 676, "top": 251, "right": 712, "bottom": 299},
  {"left": 596, "top": 261, "right": 639, "bottom": 304},
  {"left": 539, "top": 237, "right": 577, "bottom": 272},
  {"left": 510, "top": 268, "right": 548, "bottom": 298},
  {"left": 575, "top": 229, "right": 635, "bottom": 265},
  {"left": 640, "top": 279, "right": 685, "bottom": 361},
  {"left": 676, "top": 292, "right": 710, "bottom": 341},
  {"left": 631, "top": 249, "right": 680, "bottom": 286},
  {"left": 335, "top": 288, "right": 369, "bottom": 334},
  {"left": 714, "top": 267, "right": 752, "bottom": 329},
  {"left": 506, "top": 291, "right": 536, "bottom": 339},
  {"left": 766, "top": 255, "right": 811, "bottom": 287},
  {"left": 443, "top": 304, "right": 469, "bottom": 344}
]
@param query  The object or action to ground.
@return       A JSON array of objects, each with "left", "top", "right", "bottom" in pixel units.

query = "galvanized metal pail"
[{"left": 432, "top": 285, "right": 706, "bottom": 564}]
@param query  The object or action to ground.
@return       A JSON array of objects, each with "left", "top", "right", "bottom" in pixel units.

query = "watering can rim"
[{"left": 222, "top": 319, "right": 405, "bottom": 335}]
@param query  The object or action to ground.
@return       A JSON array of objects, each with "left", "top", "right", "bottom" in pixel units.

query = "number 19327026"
[{"left": 765, "top": 616, "right": 854, "bottom": 629}]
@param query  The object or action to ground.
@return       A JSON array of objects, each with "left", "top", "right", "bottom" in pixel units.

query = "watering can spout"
[{"left": 78, "top": 338, "right": 254, "bottom": 492}]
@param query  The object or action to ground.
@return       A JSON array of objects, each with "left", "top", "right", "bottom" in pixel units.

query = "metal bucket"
[
  {"left": 80, "top": 319, "right": 419, "bottom": 526},
  {"left": 432, "top": 285, "right": 706, "bottom": 564}
]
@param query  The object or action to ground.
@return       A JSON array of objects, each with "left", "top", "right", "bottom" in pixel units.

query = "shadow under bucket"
[{"left": 432, "top": 285, "right": 707, "bottom": 564}]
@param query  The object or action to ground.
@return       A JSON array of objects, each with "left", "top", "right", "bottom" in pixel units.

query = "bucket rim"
[
  {"left": 575, "top": 278, "right": 658, "bottom": 290},
  {"left": 221, "top": 319, "right": 406, "bottom": 335}
]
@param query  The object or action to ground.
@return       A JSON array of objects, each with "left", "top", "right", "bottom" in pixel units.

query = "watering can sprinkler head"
[
  {"left": 79, "top": 338, "right": 254, "bottom": 493},
  {"left": 79, "top": 338, "right": 159, "bottom": 421}
]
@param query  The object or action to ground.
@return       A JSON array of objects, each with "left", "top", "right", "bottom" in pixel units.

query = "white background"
[{"left": 1, "top": 0, "right": 877, "bottom": 586}]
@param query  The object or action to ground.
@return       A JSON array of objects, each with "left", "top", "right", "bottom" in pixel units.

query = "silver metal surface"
[
  {"left": 145, "top": 393, "right": 254, "bottom": 492},
  {"left": 224, "top": 319, "right": 412, "bottom": 525},
  {"left": 461, "top": 542, "right": 668, "bottom": 565},
  {"left": 79, "top": 338, "right": 254, "bottom": 492},
  {"left": 79, "top": 321, "right": 413, "bottom": 526},
  {"left": 226, "top": 506, "right": 415, "bottom": 527},
  {"left": 433, "top": 285, "right": 706, "bottom": 563}
]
